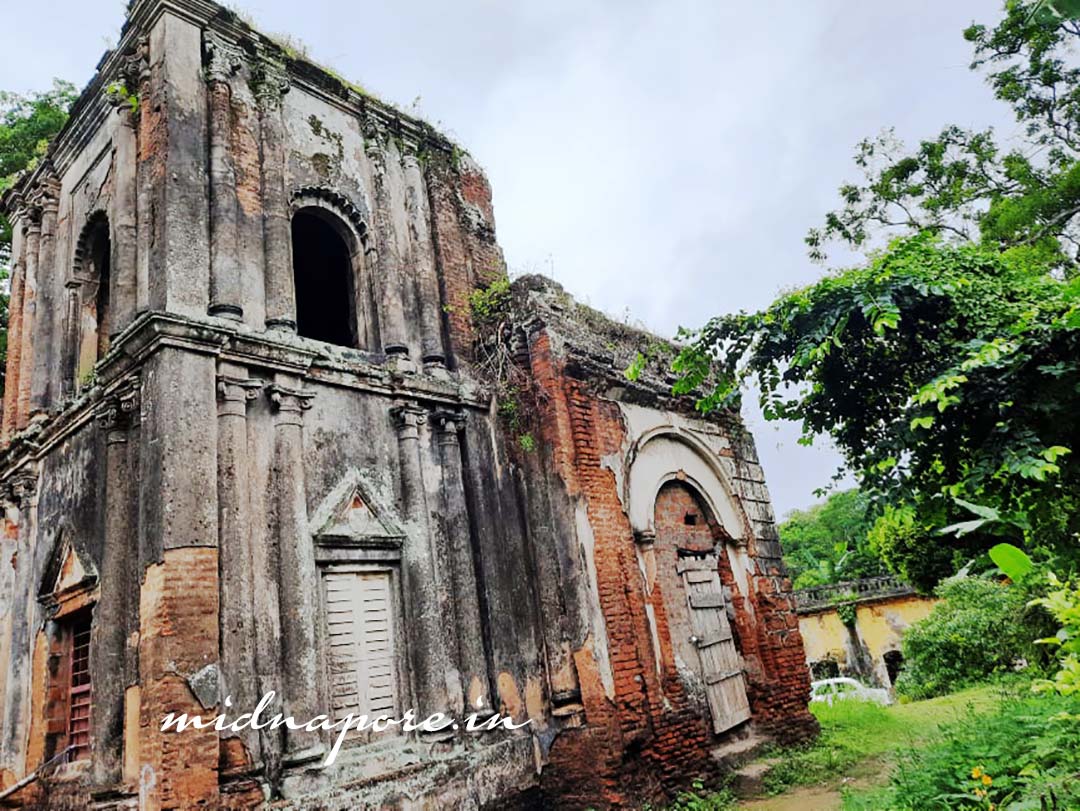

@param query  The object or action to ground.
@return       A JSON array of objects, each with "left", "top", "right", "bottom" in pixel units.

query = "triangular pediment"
[
  {"left": 309, "top": 470, "right": 404, "bottom": 547},
  {"left": 39, "top": 536, "right": 97, "bottom": 600}
]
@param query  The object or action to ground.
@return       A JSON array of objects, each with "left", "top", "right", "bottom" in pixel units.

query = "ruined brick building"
[{"left": 0, "top": 1, "right": 816, "bottom": 807}]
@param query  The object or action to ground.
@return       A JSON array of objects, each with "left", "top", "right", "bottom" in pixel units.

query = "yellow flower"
[
  {"left": 982, "top": 774, "right": 993, "bottom": 787},
  {"left": 975, "top": 788, "right": 986, "bottom": 798},
  {"left": 972, "top": 766, "right": 983, "bottom": 779}
]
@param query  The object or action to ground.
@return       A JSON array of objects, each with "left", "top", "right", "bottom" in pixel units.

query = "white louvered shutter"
[{"left": 324, "top": 570, "right": 398, "bottom": 725}]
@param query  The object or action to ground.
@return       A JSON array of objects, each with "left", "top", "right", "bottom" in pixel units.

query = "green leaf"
[
  {"left": 953, "top": 498, "right": 1000, "bottom": 521},
  {"left": 938, "top": 518, "right": 988, "bottom": 537},
  {"left": 989, "top": 542, "right": 1034, "bottom": 581}
]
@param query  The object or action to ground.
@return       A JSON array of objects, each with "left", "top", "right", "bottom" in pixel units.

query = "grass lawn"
[
  {"left": 760, "top": 682, "right": 1003, "bottom": 796},
  {"left": 662, "top": 680, "right": 1079, "bottom": 810}
]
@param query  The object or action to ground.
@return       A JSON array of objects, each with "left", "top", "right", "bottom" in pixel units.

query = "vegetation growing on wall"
[{"left": 467, "top": 277, "right": 539, "bottom": 452}]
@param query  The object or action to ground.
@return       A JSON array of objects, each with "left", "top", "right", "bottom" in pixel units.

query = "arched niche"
[
  {"left": 71, "top": 211, "right": 112, "bottom": 388},
  {"left": 625, "top": 428, "right": 749, "bottom": 546}
]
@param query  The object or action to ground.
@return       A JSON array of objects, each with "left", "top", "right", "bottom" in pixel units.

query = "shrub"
[
  {"left": 894, "top": 576, "right": 1043, "bottom": 700},
  {"left": 1031, "top": 572, "right": 1080, "bottom": 698},
  {"left": 849, "top": 692, "right": 1080, "bottom": 809}
]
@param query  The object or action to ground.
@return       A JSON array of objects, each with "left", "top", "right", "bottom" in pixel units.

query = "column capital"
[
  {"left": 32, "top": 174, "right": 60, "bottom": 213},
  {"left": 252, "top": 55, "right": 290, "bottom": 111},
  {"left": 431, "top": 408, "right": 467, "bottom": 439},
  {"left": 120, "top": 35, "right": 151, "bottom": 90},
  {"left": 21, "top": 204, "right": 42, "bottom": 233},
  {"left": 391, "top": 402, "right": 427, "bottom": 437},
  {"left": 267, "top": 382, "right": 314, "bottom": 419},
  {"left": 204, "top": 31, "right": 244, "bottom": 85},
  {"left": 6, "top": 467, "right": 39, "bottom": 509},
  {"left": 361, "top": 112, "right": 388, "bottom": 149},
  {"left": 634, "top": 529, "right": 657, "bottom": 547},
  {"left": 96, "top": 383, "right": 140, "bottom": 439},
  {"left": 6, "top": 191, "right": 27, "bottom": 228},
  {"left": 217, "top": 375, "right": 263, "bottom": 417}
]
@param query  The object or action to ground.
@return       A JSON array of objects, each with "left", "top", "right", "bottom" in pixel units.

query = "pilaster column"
[
  {"left": 92, "top": 382, "right": 139, "bottom": 787},
  {"left": 364, "top": 121, "right": 409, "bottom": 359},
  {"left": 216, "top": 370, "right": 263, "bottom": 771},
  {"left": 254, "top": 57, "right": 295, "bottom": 332},
  {"left": 432, "top": 410, "right": 489, "bottom": 711},
  {"left": 205, "top": 33, "right": 244, "bottom": 321},
  {"left": 2, "top": 200, "right": 27, "bottom": 440},
  {"left": 17, "top": 209, "right": 41, "bottom": 430},
  {"left": 30, "top": 178, "right": 59, "bottom": 415},
  {"left": 391, "top": 403, "right": 455, "bottom": 729},
  {"left": 60, "top": 281, "right": 81, "bottom": 402},
  {"left": 267, "top": 381, "right": 322, "bottom": 762},
  {"left": 0, "top": 466, "right": 38, "bottom": 768},
  {"left": 403, "top": 155, "right": 446, "bottom": 368},
  {"left": 122, "top": 37, "right": 152, "bottom": 314},
  {"left": 108, "top": 89, "right": 139, "bottom": 335}
]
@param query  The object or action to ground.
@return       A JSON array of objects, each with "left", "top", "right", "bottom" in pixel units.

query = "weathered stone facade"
[{"left": 0, "top": 2, "right": 816, "bottom": 808}]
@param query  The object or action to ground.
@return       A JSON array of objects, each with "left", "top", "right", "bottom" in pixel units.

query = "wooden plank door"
[
  {"left": 677, "top": 552, "right": 751, "bottom": 733},
  {"left": 323, "top": 570, "right": 398, "bottom": 726}
]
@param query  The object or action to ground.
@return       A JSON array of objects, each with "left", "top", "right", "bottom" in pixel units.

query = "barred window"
[{"left": 65, "top": 612, "right": 92, "bottom": 760}]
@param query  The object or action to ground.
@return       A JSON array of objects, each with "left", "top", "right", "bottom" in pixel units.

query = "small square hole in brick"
[{"left": 684, "top": 512, "right": 698, "bottom": 526}]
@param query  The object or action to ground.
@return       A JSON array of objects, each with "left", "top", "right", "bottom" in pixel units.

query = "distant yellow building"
[{"left": 795, "top": 577, "right": 938, "bottom": 687}]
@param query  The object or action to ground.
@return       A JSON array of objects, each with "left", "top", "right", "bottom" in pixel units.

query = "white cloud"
[{"left": 2, "top": 0, "right": 1017, "bottom": 514}]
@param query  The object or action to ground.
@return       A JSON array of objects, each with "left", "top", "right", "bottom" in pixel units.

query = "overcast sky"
[{"left": 1, "top": 1, "right": 1019, "bottom": 516}]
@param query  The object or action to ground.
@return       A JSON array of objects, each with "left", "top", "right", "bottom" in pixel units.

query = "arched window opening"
[
  {"left": 291, "top": 208, "right": 358, "bottom": 348},
  {"left": 75, "top": 215, "right": 111, "bottom": 386},
  {"left": 88, "top": 221, "right": 111, "bottom": 358}
]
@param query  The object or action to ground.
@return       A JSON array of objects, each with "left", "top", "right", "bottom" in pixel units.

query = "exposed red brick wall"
[
  {"left": 137, "top": 548, "right": 221, "bottom": 811},
  {"left": 2, "top": 260, "right": 26, "bottom": 441},
  {"left": 426, "top": 164, "right": 475, "bottom": 367},
  {"left": 230, "top": 98, "right": 262, "bottom": 220},
  {"left": 528, "top": 326, "right": 816, "bottom": 808}
]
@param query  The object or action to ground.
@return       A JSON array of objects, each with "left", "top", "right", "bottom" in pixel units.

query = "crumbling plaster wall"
[{"left": 0, "top": 1, "right": 815, "bottom": 807}]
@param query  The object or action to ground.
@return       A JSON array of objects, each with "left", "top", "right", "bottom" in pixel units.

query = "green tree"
[
  {"left": 806, "top": 1, "right": 1080, "bottom": 275},
  {"left": 0, "top": 80, "right": 77, "bottom": 396},
  {"left": 674, "top": 2, "right": 1080, "bottom": 588},
  {"left": 777, "top": 488, "right": 886, "bottom": 588}
]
